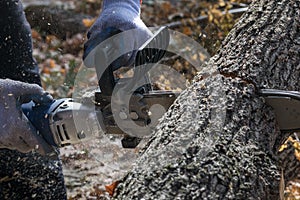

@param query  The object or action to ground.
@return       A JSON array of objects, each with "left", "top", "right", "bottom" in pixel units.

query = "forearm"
[{"left": 0, "top": 0, "right": 41, "bottom": 85}]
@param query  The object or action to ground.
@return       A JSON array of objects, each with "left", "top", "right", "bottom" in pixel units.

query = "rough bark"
[{"left": 115, "top": 0, "right": 300, "bottom": 199}]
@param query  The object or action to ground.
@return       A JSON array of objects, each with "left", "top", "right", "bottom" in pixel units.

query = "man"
[
  {"left": 0, "top": 0, "right": 151, "bottom": 198},
  {"left": 0, "top": 0, "right": 67, "bottom": 199}
]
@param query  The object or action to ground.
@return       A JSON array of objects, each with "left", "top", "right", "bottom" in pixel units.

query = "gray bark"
[{"left": 115, "top": 0, "right": 300, "bottom": 199}]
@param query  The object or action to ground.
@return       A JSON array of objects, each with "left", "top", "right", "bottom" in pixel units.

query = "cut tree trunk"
[{"left": 115, "top": 0, "right": 300, "bottom": 199}]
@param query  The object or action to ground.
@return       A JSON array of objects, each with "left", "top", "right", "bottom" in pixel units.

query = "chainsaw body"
[
  {"left": 21, "top": 98, "right": 105, "bottom": 147},
  {"left": 22, "top": 27, "right": 178, "bottom": 148}
]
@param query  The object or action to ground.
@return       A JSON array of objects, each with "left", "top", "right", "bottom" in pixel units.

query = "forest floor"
[{"left": 23, "top": 0, "right": 300, "bottom": 199}]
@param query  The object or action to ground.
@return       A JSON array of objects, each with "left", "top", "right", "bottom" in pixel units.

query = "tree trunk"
[{"left": 115, "top": 0, "right": 300, "bottom": 199}]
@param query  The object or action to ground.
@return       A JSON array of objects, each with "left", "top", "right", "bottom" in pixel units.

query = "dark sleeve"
[
  {"left": 0, "top": 1, "right": 66, "bottom": 199},
  {"left": 0, "top": 0, "right": 41, "bottom": 85}
]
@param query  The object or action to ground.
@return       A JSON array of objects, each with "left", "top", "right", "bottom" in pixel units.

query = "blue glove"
[
  {"left": 0, "top": 79, "right": 55, "bottom": 155},
  {"left": 83, "top": 0, "right": 153, "bottom": 70}
]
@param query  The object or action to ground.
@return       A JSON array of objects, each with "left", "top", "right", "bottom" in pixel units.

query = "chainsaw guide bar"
[{"left": 260, "top": 89, "right": 300, "bottom": 132}]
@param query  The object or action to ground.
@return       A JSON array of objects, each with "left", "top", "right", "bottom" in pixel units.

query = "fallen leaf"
[
  {"left": 162, "top": 2, "right": 172, "bottom": 14},
  {"left": 295, "top": 150, "right": 300, "bottom": 161},
  {"left": 42, "top": 67, "right": 51, "bottom": 75},
  {"left": 279, "top": 136, "right": 293, "bottom": 152},
  {"left": 82, "top": 18, "right": 96, "bottom": 28},
  {"left": 182, "top": 26, "right": 193, "bottom": 36},
  {"left": 31, "top": 29, "right": 41, "bottom": 40},
  {"left": 105, "top": 181, "right": 119, "bottom": 196},
  {"left": 49, "top": 59, "right": 56, "bottom": 68}
]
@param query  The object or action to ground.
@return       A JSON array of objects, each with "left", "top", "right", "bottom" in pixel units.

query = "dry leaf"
[
  {"left": 46, "top": 35, "right": 57, "bottom": 45},
  {"left": 105, "top": 181, "right": 119, "bottom": 196},
  {"left": 210, "top": 8, "right": 223, "bottom": 18},
  {"left": 42, "top": 67, "right": 50, "bottom": 75},
  {"left": 182, "top": 26, "right": 193, "bottom": 36},
  {"left": 218, "top": 0, "right": 226, "bottom": 7},
  {"left": 60, "top": 68, "right": 66, "bottom": 75},
  {"left": 161, "top": 2, "right": 172, "bottom": 14},
  {"left": 279, "top": 136, "right": 293, "bottom": 152},
  {"left": 295, "top": 150, "right": 300, "bottom": 161},
  {"left": 49, "top": 59, "right": 56, "bottom": 68},
  {"left": 31, "top": 29, "right": 41, "bottom": 40},
  {"left": 293, "top": 140, "right": 300, "bottom": 150},
  {"left": 82, "top": 18, "right": 96, "bottom": 28}
]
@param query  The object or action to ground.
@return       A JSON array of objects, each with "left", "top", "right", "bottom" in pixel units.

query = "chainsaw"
[
  {"left": 21, "top": 26, "right": 179, "bottom": 149},
  {"left": 22, "top": 26, "right": 298, "bottom": 150}
]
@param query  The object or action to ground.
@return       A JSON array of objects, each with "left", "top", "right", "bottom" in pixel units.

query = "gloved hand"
[
  {"left": 0, "top": 79, "right": 55, "bottom": 155},
  {"left": 83, "top": 0, "right": 153, "bottom": 70}
]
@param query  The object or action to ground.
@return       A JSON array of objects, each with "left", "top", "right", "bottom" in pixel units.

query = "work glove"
[
  {"left": 0, "top": 79, "right": 55, "bottom": 155},
  {"left": 83, "top": 0, "right": 153, "bottom": 70}
]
